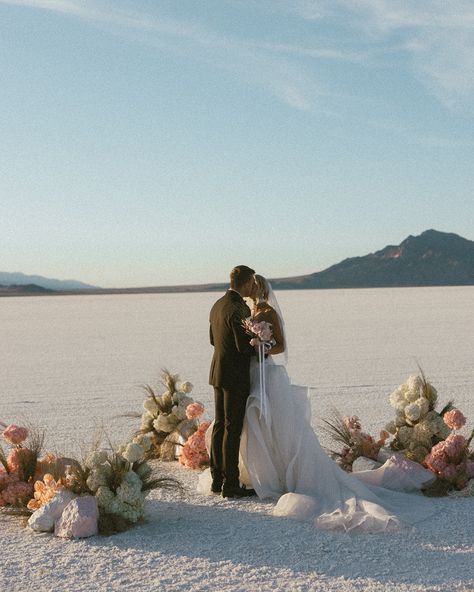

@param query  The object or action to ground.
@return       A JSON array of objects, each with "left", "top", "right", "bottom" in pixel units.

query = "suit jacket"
[{"left": 209, "top": 290, "right": 255, "bottom": 392}]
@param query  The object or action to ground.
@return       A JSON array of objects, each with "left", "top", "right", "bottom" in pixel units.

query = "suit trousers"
[{"left": 210, "top": 386, "right": 249, "bottom": 488}]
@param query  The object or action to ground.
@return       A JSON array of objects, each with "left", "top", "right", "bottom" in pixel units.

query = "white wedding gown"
[{"left": 201, "top": 357, "right": 435, "bottom": 534}]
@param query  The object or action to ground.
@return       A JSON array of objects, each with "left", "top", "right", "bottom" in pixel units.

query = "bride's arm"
[{"left": 267, "top": 309, "right": 285, "bottom": 355}]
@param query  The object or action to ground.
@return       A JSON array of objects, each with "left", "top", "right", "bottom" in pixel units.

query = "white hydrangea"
[
  {"left": 95, "top": 485, "right": 114, "bottom": 509},
  {"left": 413, "top": 420, "right": 434, "bottom": 445},
  {"left": 143, "top": 399, "right": 159, "bottom": 415},
  {"left": 389, "top": 387, "right": 408, "bottom": 411},
  {"left": 178, "top": 381, "right": 193, "bottom": 393},
  {"left": 133, "top": 434, "right": 152, "bottom": 451},
  {"left": 86, "top": 467, "right": 108, "bottom": 492},
  {"left": 414, "top": 397, "right": 429, "bottom": 417},
  {"left": 84, "top": 450, "right": 108, "bottom": 469},
  {"left": 395, "top": 412, "right": 406, "bottom": 427},
  {"left": 397, "top": 426, "right": 413, "bottom": 446},
  {"left": 153, "top": 414, "right": 177, "bottom": 433},
  {"left": 405, "top": 402, "right": 422, "bottom": 423},
  {"left": 406, "top": 375, "right": 424, "bottom": 396},
  {"left": 405, "top": 387, "right": 420, "bottom": 403},
  {"left": 122, "top": 443, "right": 145, "bottom": 464},
  {"left": 172, "top": 392, "right": 194, "bottom": 407},
  {"left": 172, "top": 403, "right": 190, "bottom": 421},
  {"left": 384, "top": 420, "right": 397, "bottom": 434},
  {"left": 140, "top": 413, "right": 154, "bottom": 431}
]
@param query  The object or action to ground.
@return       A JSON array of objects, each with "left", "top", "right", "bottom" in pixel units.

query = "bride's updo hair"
[{"left": 255, "top": 274, "right": 270, "bottom": 302}]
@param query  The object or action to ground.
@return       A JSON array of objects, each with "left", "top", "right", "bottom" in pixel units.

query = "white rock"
[
  {"left": 28, "top": 490, "right": 77, "bottom": 532},
  {"left": 54, "top": 496, "right": 99, "bottom": 539}
]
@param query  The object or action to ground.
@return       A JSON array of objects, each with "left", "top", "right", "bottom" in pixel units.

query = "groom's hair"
[{"left": 230, "top": 265, "right": 255, "bottom": 290}]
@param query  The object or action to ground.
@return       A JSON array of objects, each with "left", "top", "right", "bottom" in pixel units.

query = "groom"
[{"left": 209, "top": 265, "right": 257, "bottom": 498}]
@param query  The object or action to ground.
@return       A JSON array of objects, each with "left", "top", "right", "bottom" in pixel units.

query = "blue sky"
[{"left": 1, "top": 0, "right": 473, "bottom": 288}]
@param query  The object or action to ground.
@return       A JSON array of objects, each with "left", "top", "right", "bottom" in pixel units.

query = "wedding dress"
[{"left": 237, "top": 355, "right": 435, "bottom": 533}]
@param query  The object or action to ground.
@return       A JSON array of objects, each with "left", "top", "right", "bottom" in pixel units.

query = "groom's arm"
[{"left": 231, "top": 313, "right": 256, "bottom": 356}]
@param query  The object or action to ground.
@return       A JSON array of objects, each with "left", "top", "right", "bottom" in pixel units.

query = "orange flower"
[{"left": 27, "top": 473, "right": 64, "bottom": 511}]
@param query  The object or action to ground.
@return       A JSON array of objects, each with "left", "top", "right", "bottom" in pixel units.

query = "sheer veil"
[
  {"left": 266, "top": 281, "right": 288, "bottom": 367},
  {"left": 247, "top": 278, "right": 288, "bottom": 367}
]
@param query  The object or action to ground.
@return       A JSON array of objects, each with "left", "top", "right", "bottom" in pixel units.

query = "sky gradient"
[{"left": 1, "top": 1, "right": 473, "bottom": 288}]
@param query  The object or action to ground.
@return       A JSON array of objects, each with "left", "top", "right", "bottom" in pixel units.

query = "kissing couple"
[{"left": 207, "top": 265, "right": 436, "bottom": 533}]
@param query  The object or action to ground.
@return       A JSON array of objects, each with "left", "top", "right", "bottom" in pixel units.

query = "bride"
[{"left": 203, "top": 274, "right": 435, "bottom": 534}]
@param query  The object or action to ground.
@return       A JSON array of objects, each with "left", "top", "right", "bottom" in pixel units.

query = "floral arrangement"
[
  {"left": 242, "top": 318, "right": 275, "bottom": 349},
  {"left": 423, "top": 411, "right": 474, "bottom": 496},
  {"left": 27, "top": 432, "right": 179, "bottom": 536},
  {"left": 0, "top": 422, "right": 45, "bottom": 508},
  {"left": 132, "top": 370, "right": 202, "bottom": 460},
  {"left": 322, "top": 371, "right": 474, "bottom": 496},
  {"left": 321, "top": 411, "right": 389, "bottom": 471},
  {"left": 1, "top": 417, "right": 180, "bottom": 537},
  {"left": 385, "top": 372, "right": 453, "bottom": 463}
]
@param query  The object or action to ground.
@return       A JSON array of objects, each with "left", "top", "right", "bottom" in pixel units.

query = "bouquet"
[
  {"left": 132, "top": 370, "right": 203, "bottom": 460},
  {"left": 242, "top": 318, "right": 275, "bottom": 351},
  {"left": 385, "top": 372, "right": 454, "bottom": 463},
  {"left": 321, "top": 411, "right": 389, "bottom": 471}
]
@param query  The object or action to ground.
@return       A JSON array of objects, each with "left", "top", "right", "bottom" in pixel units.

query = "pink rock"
[{"left": 54, "top": 496, "right": 99, "bottom": 539}]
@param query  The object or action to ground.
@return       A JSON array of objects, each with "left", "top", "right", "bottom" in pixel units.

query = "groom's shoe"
[
  {"left": 222, "top": 485, "right": 256, "bottom": 499},
  {"left": 211, "top": 482, "right": 223, "bottom": 494}
]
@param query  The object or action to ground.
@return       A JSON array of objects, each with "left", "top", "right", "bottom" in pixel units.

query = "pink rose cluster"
[
  {"left": 0, "top": 469, "right": 33, "bottom": 507},
  {"left": 242, "top": 319, "right": 274, "bottom": 347},
  {"left": 179, "top": 422, "right": 211, "bottom": 470},
  {"left": 443, "top": 409, "right": 466, "bottom": 431},
  {"left": 2, "top": 424, "right": 28, "bottom": 446},
  {"left": 185, "top": 402, "right": 205, "bottom": 421},
  {"left": 424, "top": 433, "right": 474, "bottom": 489}
]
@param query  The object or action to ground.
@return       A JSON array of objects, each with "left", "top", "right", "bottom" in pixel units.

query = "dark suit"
[{"left": 209, "top": 290, "right": 255, "bottom": 488}]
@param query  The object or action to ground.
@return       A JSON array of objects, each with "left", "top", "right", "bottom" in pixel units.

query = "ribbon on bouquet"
[{"left": 258, "top": 342, "right": 268, "bottom": 421}]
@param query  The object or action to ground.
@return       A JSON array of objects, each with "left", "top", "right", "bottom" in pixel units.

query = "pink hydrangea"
[
  {"left": 443, "top": 434, "right": 466, "bottom": 460},
  {"left": 1, "top": 480, "right": 33, "bottom": 506},
  {"left": 185, "top": 402, "right": 205, "bottom": 420},
  {"left": 2, "top": 424, "right": 28, "bottom": 445},
  {"left": 443, "top": 409, "right": 466, "bottom": 430},
  {"left": 6, "top": 447, "right": 32, "bottom": 473},
  {"left": 179, "top": 423, "right": 211, "bottom": 470}
]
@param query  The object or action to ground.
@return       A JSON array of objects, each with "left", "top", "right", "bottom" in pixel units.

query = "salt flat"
[{"left": 1, "top": 287, "right": 473, "bottom": 592}]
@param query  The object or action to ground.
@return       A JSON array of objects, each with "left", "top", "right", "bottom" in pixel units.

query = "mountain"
[
  {"left": 0, "top": 283, "right": 55, "bottom": 296},
  {"left": 2, "top": 230, "right": 473, "bottom": 296},
  {"left": 0, "top": 272, "right": 99, "bottom": 291},
  {"left": 271, "top": 229, "right": 474, "bottom": 289}
]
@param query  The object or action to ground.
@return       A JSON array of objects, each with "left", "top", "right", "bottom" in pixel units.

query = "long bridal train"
[{"left": 200, "top": 358, "right": 435, "bottom": 534}]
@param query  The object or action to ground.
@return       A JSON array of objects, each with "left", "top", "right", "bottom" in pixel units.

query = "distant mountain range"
[
  {"left": 0, "top": 272, "right": 98, "bottom": 292},
  {"left": 1, "top": 230, "right": 473, "bottom": 296}
]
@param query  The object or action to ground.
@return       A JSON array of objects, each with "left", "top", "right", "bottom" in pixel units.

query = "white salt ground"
[{"left": 1, "top": 288, "right": 473, "bottom": 592}]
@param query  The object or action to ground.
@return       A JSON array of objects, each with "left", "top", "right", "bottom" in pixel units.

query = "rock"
[
  {"left": 352, "top": 456, "right": 382, "bottom": 472},
  {"left": 54, "top": 496, "right": 99, "bottom": 539},
  {"left": 28, "top": 490, "right": 77, "bottom": 532}
]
